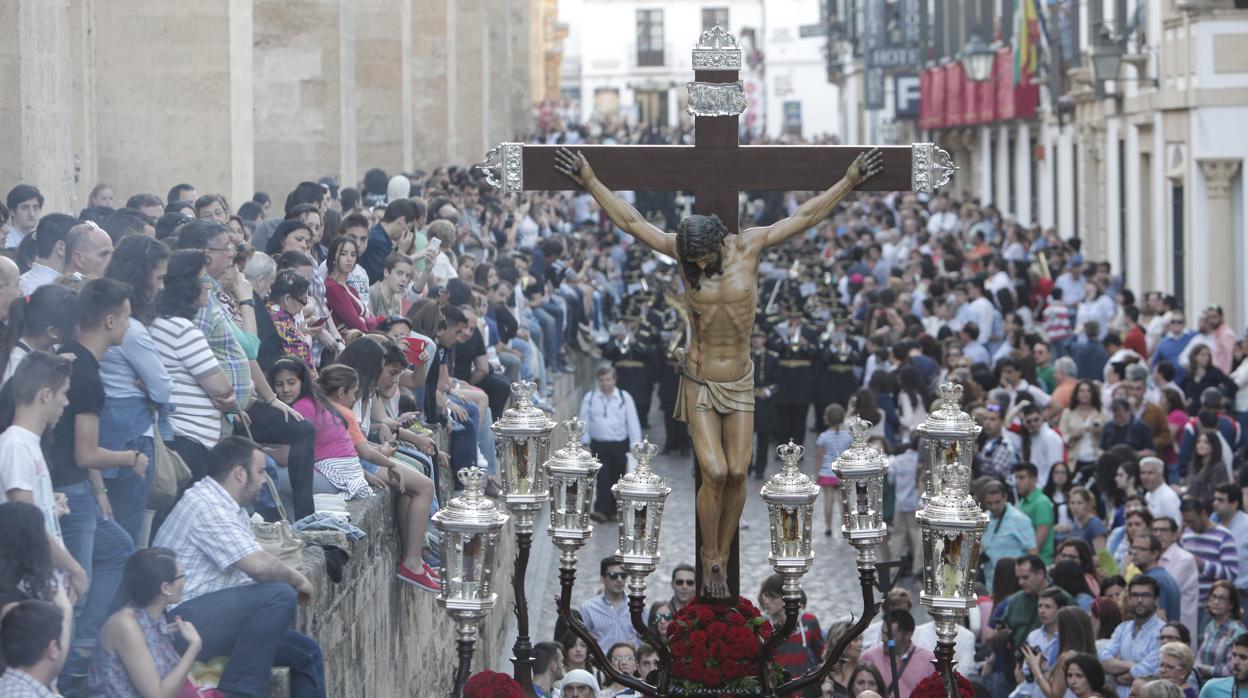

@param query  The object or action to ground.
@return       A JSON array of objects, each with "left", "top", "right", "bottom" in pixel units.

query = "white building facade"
[{"left": 564, "top": 0, "right": 841, "bottom": 140}]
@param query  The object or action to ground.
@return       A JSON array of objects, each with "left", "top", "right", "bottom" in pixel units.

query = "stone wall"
[
  {"left": 3, "top": 0, "right": 553, "bottom": 209},
  {"left": 272, "top": 367, "right": 590, "bottom": 697}
]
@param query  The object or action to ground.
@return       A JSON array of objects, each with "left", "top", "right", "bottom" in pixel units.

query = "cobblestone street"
[{"left": 525, "top": 409, "right": 923, "bottom": 650}]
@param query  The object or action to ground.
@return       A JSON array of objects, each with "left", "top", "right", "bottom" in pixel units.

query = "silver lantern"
[
  {"left": 760, "top": 440, "right": 820, "bottom": 584},
  {"left": 434, "top": 466, "right": 509, "bottom": 615},
  {"left": 612, "top": 439, "right": 671, "bottom": 586},
  {"left": 492, "top": 380, "right": 556, "bottom": 531},
  {"left": 433, "top": 466, "right": 509, "bottom": 694},
  {"left": 544, "top": 419, "right": 603, "bottom": 555},
  {"left": 915, "top": 382, "right": 989, "bottom": 693},
  {"left": 833, "top": 417, "right": 890, "bottom": 562}
]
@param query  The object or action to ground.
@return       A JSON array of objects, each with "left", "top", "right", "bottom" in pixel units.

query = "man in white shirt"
[
  {"left": 579, "top": 366, "right": 641, "bottom": 523},
  {"left": 1151, "top": 516, "right": 1200, "bottom": 638},
  {"left": 997, "top": 358, "right": 1051, "bottom": 408},
  {"left": 18, "top": 214, "right": 75, "bottom": 295},
  {"left": 0, "top": 351, "right": 88, "bottom": 600},
  {"left": 1140, "top": 456, "right": 1181, "bottom": 525},
  {"left": 1017, "top": 404, "right": 1064, "bottom": 488}
]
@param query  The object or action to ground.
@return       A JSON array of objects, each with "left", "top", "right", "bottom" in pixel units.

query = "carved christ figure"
[{"left": 555, "top": 146, "right": 884, "bottom": 597}]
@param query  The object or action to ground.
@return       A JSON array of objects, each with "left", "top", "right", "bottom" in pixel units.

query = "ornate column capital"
[{"left": 1198, "top": 158, "right": 1242, "bottom": 198}]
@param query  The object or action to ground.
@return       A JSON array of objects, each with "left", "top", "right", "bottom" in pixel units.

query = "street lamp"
[
  {"left": 1091, "top": 26, "right": 1123, "bottom": 84},
  {"left": 916, "top": 383, "right": 989, "bottom": 697},
  {"left": 492, "top": 380, "right": 556, "bottom": 695},
  {"left": 960, "top": 34, "right": 996, "bottom": 82},
  {"left": 433, "top": 466, "right": 509, "bottom": 698}
]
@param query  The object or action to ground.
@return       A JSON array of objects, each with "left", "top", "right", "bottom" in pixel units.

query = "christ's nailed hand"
[
  {"left": 554, "top": 147, "right": 595, "bottom": 187},
  {"left": 847, "top": 147, "right": 884, "bottom": 187}
]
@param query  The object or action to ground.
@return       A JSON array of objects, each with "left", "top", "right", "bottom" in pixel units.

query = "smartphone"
[{"left": 426, "top": 237, "right": 442, "bottom": 253}]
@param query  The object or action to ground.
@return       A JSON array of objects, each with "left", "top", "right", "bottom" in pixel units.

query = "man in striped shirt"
[
  {"left": 577, "top": 556, "right": 638, "bottom": 652},
  {"left": 1182, "top": 497, "right": 1240, "bottom": 634}
]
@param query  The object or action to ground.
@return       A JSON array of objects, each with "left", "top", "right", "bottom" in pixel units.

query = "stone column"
[
  {"left": 1014, "top": 123, "right": 1033, "bottom": 225},
  {"left": 89, "top": 0, "right": 254, "bottom": 209},
  {"left": 356, "top": 0, "right": 413, "bottom": 175},
  {"left": 977, "top": 125, "right": 992, "bottom": 204},
  {"left": 0, "top": 0, "right": 76, "bottom": 213},
  {"left": 253, "top": 0, "right": 357, "bottom": 199},
  {"left": 994, "top": 123, "right": 1011, "bottom": 215},
  {"left": 1197, "top": 158, "right": 1242, "bottom": 322},
  {"left": 453, "top": 0, "right": 487, "bottom": 166}
]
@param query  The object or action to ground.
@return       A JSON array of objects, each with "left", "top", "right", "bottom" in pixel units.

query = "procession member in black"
[
  {"left": 815, "top": 311, "right": 863, "bottom": 432},
  {"left": 750, "top": 328, "right": 780, "bottom": 480},
  {"left": 769, "top": 299, "right": 820, "bottom": 453},
  {"left": 602, "top": 299, "right": 656, "bottom": 429},
  {"left": 657, "top": 303, "right": 690, "bottom": 456}
]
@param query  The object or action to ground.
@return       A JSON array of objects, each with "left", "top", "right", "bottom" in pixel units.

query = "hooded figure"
[{"left": 558, "top": 669, "right": 602, "bottom": 697}]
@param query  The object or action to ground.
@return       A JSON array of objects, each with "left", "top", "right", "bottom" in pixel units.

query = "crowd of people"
[{"left": 0, "top": 114, "right": 1245, "bottom": 698}]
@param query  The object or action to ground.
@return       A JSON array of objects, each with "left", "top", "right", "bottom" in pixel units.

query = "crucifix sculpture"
[{"left": 481, "top": 26, "right": 955, "bottom": 599}]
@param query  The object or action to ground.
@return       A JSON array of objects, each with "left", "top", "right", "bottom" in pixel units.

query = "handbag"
[
  {"left": 148, "top": 416, "right": 191, "bottom": 511},
  {"left": 251, "top": 473, "right": 305, "bottom": 569},
  {"left": 239, "top": 411, "right": 305, "bottom": 568}
]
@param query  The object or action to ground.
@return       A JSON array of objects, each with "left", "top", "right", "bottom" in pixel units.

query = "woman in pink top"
[{"left": 323, "top": 237, "right": 381, "bottom": 335}]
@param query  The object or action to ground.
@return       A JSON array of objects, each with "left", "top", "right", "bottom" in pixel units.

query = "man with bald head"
[
  {"left": 0, "top": 256, "right": 21, "bottom": 325},
  {"left": 64, "top": 222, "right": 115, "bottom": 279}
]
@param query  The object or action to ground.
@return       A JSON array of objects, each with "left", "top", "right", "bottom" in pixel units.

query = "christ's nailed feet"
[{"left": 702, "top": 560, "right": 729, "bottom": 599}]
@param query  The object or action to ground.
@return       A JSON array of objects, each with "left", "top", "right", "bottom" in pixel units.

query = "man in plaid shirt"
[{"left": 153, "top": 437, "right": 324, "bottom": 698}]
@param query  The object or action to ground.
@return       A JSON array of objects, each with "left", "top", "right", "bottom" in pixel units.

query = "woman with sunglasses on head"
[
  {"left": 88, "top": 548, "right": 202, "bottom": 698},
  {"left": 821, "top": 619, "right": 865, "bottom": 698},
  {"left": 264, "top": 270, "right": 317, "bottom": 373}
]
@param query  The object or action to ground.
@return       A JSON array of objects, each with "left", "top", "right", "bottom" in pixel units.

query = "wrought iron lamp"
[
  {"left": 491, "top": 381, "right": 556, "bottom": 695},
  {"left": 1090, "top": 25, "right": 1123, "bottom": 85},
  {"left": 758, "top": 440, "right": 820, "bottom": 694},
  {"left": 916, "top": 383, "right": 989, "bottom": 696},
  {"left": 959, "top": 34, "right": 996, "bottom": 82},
  {"left": 612, "top": 439, "right": 673, "bottom": 688},
  {"left": 546, "top": 436, "right": 659, "bottom": 697},
  {"left": 433, "top": 466, "right": 509, "bottom": 698}
]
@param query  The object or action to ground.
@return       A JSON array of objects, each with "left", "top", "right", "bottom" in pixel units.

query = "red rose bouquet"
[
  {"left": 666, "top": 597, "right": 784, "bottom": 693},
  {"left": 463, "top": 670, "right": 524, "bottom": 698},
  {"left": 912, "top": 670, "right": 975, "bottom": 698}
]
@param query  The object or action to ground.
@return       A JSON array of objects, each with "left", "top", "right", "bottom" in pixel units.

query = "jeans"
[
  {"left": 509, "top": 338, "right": 535, "bottom": 381},
  {"left": 171, "top": 582, "right": 325, "bottom": 698},
  {"left": 240, "top": 400, "right": 317, "bottom": 520},
  {"left": 55, "top": 479, "right": 135, "bottom": 681},
  {"left": 99, "top": 396, "right": 158, "bottom": 545},
  {"left": 532, "top": 307, "right": 560, "bottom": 367},
  {"left": 102, "top": 437, "right": 154, "bottom": 546}
]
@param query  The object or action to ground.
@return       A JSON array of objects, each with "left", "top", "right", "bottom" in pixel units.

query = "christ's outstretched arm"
[
  {"left": 554, "top": 147, "right": 678, "bottom": 257},
  {"left": 748, "top": 147, "right": 884, "bottom": 249}
]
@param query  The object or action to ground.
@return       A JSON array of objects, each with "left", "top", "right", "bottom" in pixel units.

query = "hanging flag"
[{"left": 1012, "top": 0, "right": 1041, "bottom": 85}]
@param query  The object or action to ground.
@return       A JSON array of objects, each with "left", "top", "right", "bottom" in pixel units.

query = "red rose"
[
  {"left": 702, "top": 666, "right": 724, "bottom": 686},
  {"left": 694, "top": 606, "right": 715, "bottom": 622},
  {"left": 669, "top": 638, "right": 689, "bottom": 655},
  {"left": 707, "top": 621, "right": 729, "bottom": 636},
  {"left": 710, "top": 639, "right": 728, "bottom": 659},
  {"left": 757, "top": 623, "right": 773, "bottom": 640},
  {"left": 727, "top": 625, "right": 752, "bottom": 644},
  {"left": 691, "top": 644, "right": 710, "bottom": 664},
  {"left": 689, "top": 630, "right": 708, "bottom": 647}
]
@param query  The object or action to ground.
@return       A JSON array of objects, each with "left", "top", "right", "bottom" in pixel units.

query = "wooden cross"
[{"left": 480, "top": 26, "right": 954, "bottom": 596}]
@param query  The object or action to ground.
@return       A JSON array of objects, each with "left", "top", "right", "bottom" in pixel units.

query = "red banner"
[
  {"left": 945, "top": 63, "right": 964, "bottom": 127},
  {"left": 995, "top": 47, "right": 1039, "bottom": 122},
  {"left": 929, "top": 65, "right": 946, "bottom": 129}
]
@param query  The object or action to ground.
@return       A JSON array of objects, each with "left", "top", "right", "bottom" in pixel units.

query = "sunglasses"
[
  {"left": 606, "top": 572, "right": 627, "bottom": 580},
  {"left": 656, "top": 612, "right": 673, "bottom": 621}
]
